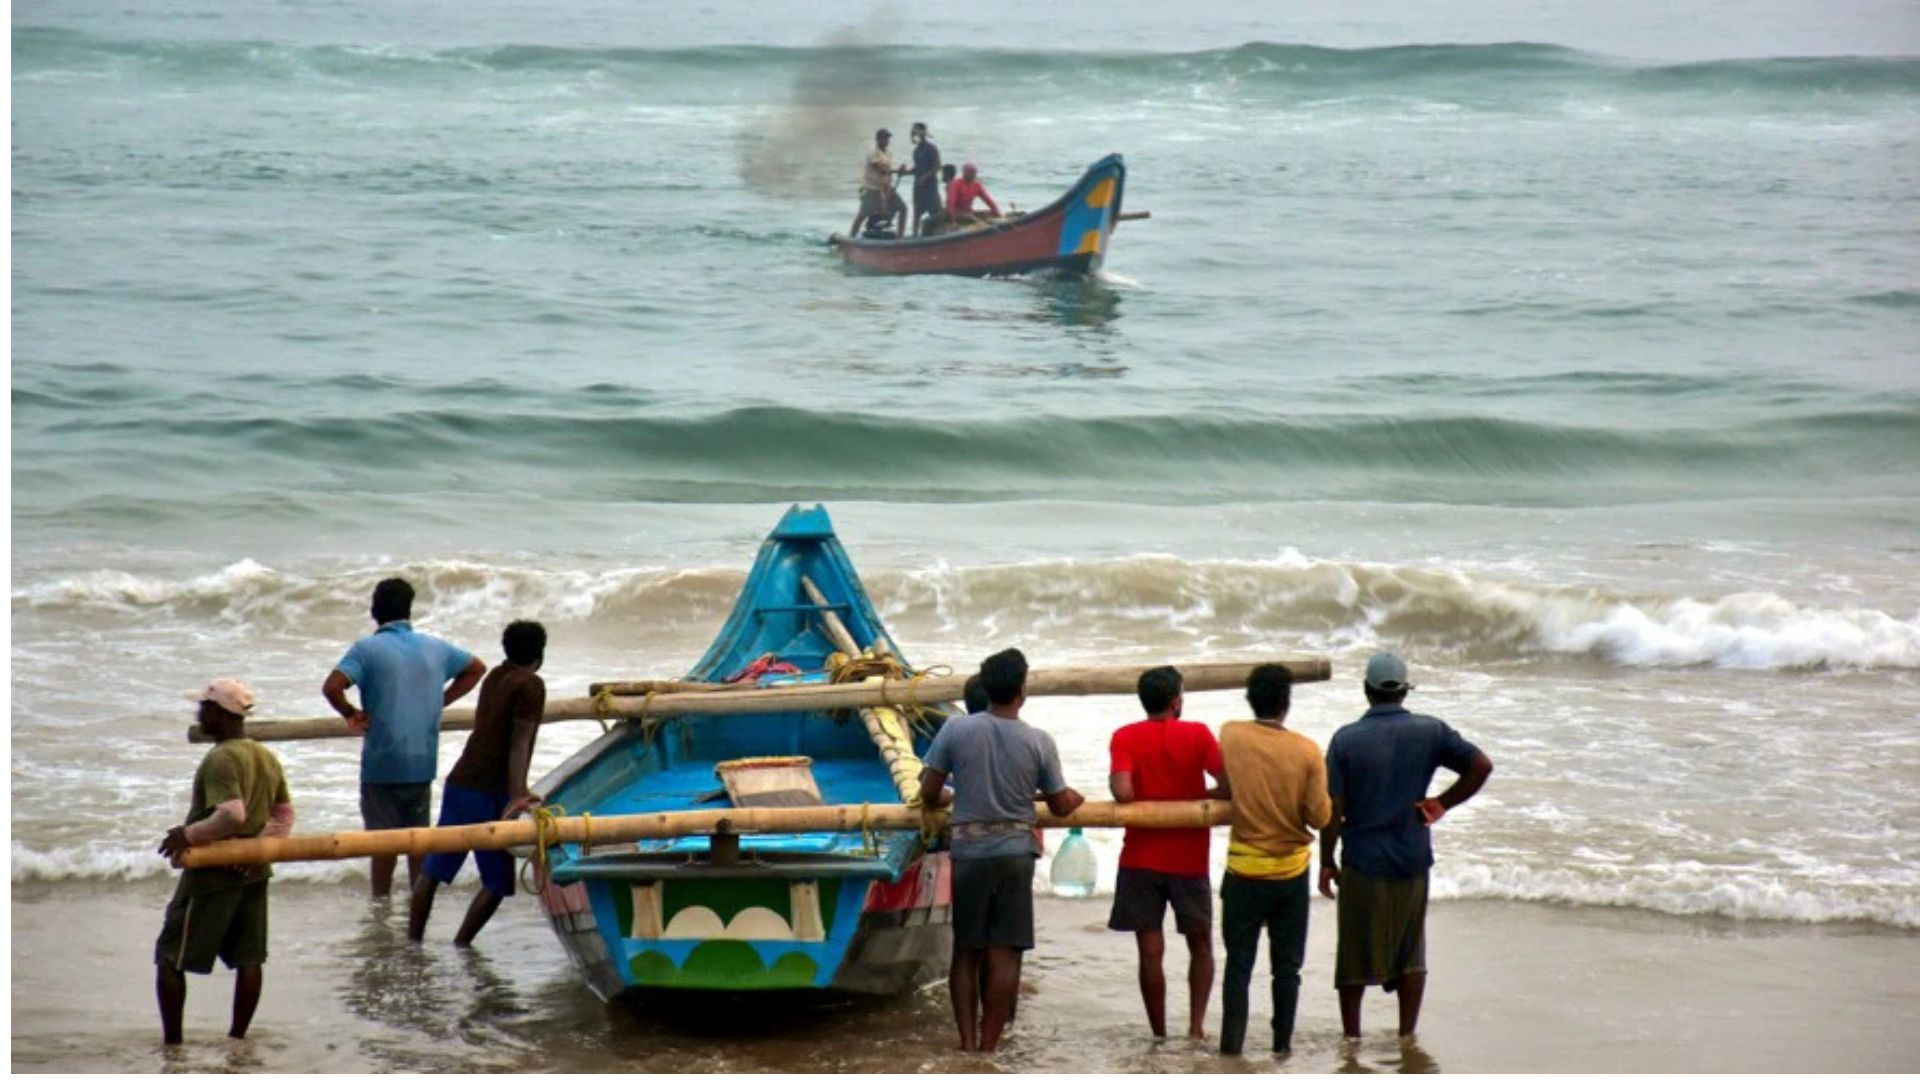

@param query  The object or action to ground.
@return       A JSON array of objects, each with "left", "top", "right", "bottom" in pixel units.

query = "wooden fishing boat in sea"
[
  {"left": 527, "top": 505, "right": 953, "bottom": 999},
  {"left": 829, "top": 153, "right": 1134, "bottom": 277}
]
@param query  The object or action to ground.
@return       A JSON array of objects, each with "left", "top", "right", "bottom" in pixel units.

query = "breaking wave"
[{"left": 16, "top": 553, "right": 1919, "bottom": 670}]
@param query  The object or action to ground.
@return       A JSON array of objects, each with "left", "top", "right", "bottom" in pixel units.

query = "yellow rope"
[
  {"left": 591, "top": 689, "right": 615, "bottom": 735},
  {"left": 525, "top": 803, "right": 568, "bottom": 892}
]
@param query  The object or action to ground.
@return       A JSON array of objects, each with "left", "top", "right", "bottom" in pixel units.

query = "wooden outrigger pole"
[
  {"left": 176, "top": 799, "right": 1230, "bottom": 869},
  {"left": 186, "top": 658, "right": 1332, "bottom": 743}
]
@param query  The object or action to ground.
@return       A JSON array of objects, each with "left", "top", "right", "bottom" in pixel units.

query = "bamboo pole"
[
  {"left": 188, "top": 658, "right": 1332, "bottom": 743},
  {"left": 175, "top": 799, "right": 1230, "bottom": 869},
  {"left": 587, "top": 679, "right": 736, "bottom": 697},
  {"left": 799, "top": 575, "right": 923, "bottom": 804}
]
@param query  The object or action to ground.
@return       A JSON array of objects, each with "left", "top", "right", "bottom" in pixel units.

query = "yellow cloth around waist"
[{"left": 1226, "top": 838, "right": 1311, "bottom": 880}]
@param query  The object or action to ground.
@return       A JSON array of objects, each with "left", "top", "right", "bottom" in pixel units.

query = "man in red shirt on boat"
[
  {"left": 1108, "top": 665, "right": 1227, "bottom": 1042},
  {"left": 945, "top": 162, "right": 1001, "bottom": 226}
]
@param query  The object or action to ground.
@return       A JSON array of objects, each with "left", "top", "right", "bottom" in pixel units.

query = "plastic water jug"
[{"left": 1050, "top": 827, "right": 1097, "bottom": 898}]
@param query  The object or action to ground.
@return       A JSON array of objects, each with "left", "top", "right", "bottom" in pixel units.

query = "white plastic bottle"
[{"left": 1050, "top": 826, "right": 1097, "bottom": 898}]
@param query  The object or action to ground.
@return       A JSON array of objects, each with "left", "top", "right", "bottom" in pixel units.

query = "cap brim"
[{"left": 181, "top": 689, "right": 208, "bottom": 703}]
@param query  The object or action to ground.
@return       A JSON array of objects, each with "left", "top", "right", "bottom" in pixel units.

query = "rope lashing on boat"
[
  {"left": 526, "top": 803, "right": 567, "bottom": 892},
  {"left": 523, "top": 804, "right": 594, "bottom": 893},
  {"left": 590, "top": 689, "right": 615, "bottom": 734},
  {"left": 859, "top": 801, "right": 876, "bottom": 856}
]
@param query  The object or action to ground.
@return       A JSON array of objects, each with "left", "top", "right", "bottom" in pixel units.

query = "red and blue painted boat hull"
[{"left": 831, "top": 154, "right": 1126, "bottom": 277}]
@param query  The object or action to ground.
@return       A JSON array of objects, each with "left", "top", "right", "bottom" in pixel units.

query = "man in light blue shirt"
[{"left": 323, "top": 578, "right": 486, "bottom": 898}]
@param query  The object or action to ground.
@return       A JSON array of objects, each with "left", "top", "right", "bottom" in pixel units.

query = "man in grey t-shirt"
[{"left": 920, "top": 648, "right": 1084, "bottom": 1054}]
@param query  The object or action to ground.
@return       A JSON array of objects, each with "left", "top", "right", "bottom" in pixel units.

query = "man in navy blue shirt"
[
  {"left": 907, "top": 122, "right": 943, "bottom": 236},
  {"left": 1319, "top": 653, "right": 1492, "bottom": 1040}
]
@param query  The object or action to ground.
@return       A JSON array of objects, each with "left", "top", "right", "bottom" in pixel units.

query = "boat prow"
[{"left": 831, "top": 153, "right": 1128, "bottom": 277}]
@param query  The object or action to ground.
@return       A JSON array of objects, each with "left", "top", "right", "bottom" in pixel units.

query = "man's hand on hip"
[{"left": 1318, "top": 864, "right": 1339, "bottom": 900}]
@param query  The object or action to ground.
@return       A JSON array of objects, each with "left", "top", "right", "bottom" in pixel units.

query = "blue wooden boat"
[{"left": 528, "top": 505, "right": 954, "bottom": 1000}]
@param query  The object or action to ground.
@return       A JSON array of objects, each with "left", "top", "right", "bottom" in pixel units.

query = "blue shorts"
[{"left": 421, "top": 783, "right": 515, "bottom": 897}]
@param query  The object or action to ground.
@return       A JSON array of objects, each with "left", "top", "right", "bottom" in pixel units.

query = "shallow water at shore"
[{"left": 13, "top": 882, "right": 1920, "bottom": 1073}]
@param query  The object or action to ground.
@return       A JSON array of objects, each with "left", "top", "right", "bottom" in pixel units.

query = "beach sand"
[{"left": 12, "top": 879, "right": 1918, "bottom": 1073}]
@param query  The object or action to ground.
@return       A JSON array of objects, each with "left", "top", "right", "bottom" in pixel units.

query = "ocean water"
[{"left": 11, "top": 0, "right": 1920, "bottom": 1062}]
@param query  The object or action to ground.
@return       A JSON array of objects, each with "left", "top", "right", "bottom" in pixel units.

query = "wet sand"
[{"left": 13, "top": 878, "right": 1919, "bottom": 1073}]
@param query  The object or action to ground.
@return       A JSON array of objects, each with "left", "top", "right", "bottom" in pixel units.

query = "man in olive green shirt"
[{"left": 155, "top": 678, "right": 294, "bottom": 1044}]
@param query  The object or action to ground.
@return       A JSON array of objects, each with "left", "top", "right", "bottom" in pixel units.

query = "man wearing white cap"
[
  {"left": 1318, "top": 652, "right": 1493, "bottom": 1041},
  {"left": 154, "top": 678, "right": 294, "bottom": 1045}
]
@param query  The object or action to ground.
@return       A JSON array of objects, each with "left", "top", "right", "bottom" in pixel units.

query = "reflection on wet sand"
[{"left": 1337, "top": 1034, "right": 1442, "bottom": 1074}]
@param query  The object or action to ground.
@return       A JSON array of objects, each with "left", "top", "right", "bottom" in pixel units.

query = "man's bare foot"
[{"left": 1187, "top": 1028, "right": 1206, "bottom": 1041}]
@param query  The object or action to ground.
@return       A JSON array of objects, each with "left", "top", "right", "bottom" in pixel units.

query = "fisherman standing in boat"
[
  {"left": 408, "top": 620, "right": 548, "bottom": 946},
  {"left": 155, "top": 679, "right": 293, "bottom": 1045},
  {"left": 322, "top": 578, "right": 487, "bottom": 899},
  {"left": 849, "top": 127, "right": 907, "bottom": 239},
  {"left": 1107, "top": 666, "right": 1226, "bottom": 1043},
  {"left": 906, "top": 122, "right": 943, "bottom": 236},
  {"left": 919, "top": 649, "right": 1085, "bottom": 1052}
]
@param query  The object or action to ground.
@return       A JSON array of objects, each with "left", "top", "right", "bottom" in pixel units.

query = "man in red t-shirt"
[
  {"left": 1108, "top": 665, "right": 1226, "bottom": 1041},
  {"left": 945, "top": 162, "right": 1001, "bottom": 225}
]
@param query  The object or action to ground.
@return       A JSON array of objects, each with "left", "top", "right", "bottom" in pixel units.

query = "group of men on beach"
[
  {"left": 154, "top": 577, "right": 548, "bottom": 1043},
  {"left": 920, "top": 648, "right": 1493, "bottom": 1056},
  {"left": 155, "top": 578, "right": 1491, "bottom": 1057},
  {"left": 851, "top": 123, "right": 1001, "bottom": 238}
]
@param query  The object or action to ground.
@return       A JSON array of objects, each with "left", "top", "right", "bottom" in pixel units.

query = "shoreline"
[{"left": 13, "top": 879, "right": 1919, "bottom": 1073}]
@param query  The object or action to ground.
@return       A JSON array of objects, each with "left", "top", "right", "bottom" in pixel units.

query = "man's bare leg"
[
  {"left": 406, "top": 877, "right": 439, "bottom": 940},
  {"left": 1134, "top": 929, "right": 1168, "bottom": 1037},
  {"left": 978, "top": 946, "right": 1020, "bottom": 1052},
  {"left": 949, "top": 948, "right": 982, "bottom": 1051},
  {"left": 1395, "top": 972, "right": 1427, "bottom": 1036},
  {"left": 156, "top": 964, "right": 186, "bottom": 1045},
  {"left": 453, "top": 889, "right": 504, "bottom": 947},
  {"left": 1008, "top": 952, "right": 1023, "bottom": 1026},
  {"left": 370, "top": 855, "right": 397, "bottom": 899},
  {"left": 1339, "top": 985, "right": 1365, "bottom": 1038},
  {"left": 1182, "top": 927, "right": 1214, "bottom": 1040},
  {"left": 229, "top": 965, "right": 262, "bottom": 1038}
]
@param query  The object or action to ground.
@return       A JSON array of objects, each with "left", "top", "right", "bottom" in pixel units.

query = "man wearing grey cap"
[{"left": 1318, "top": 652, "right": 1493, "bottom": 1040}]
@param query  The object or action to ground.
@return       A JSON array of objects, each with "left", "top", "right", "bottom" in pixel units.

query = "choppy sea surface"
[{"left": 12, "top": 0, "right": 1920, "bottom": 1012}]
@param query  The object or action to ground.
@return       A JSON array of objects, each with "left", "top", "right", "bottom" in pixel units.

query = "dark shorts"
[
  {"left": 422, "top": 783, "right": 516, "bottom": 896},
  {"left": 952, "top": 854, "right": 1036, "bottom": 951},
  {"left": 1108, "top": 867, "right": 1213, "bottom": 934},
  {"left": 1334, "top": 866, "right": 1428, "bottom": 987},
  {"left": 360, "top": 781, "right": 432, "bottom": 831},
  {"left": 155, "top": 878, "right": 269, "bottom": 974},
  {"left": 912, "top": 178, "right": 941, "bottom": 218},
  {"left": 859, "top": 187, "right": 906, "bottom": 218}
]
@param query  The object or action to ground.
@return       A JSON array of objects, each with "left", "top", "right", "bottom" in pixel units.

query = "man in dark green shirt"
[{"left": 155, "top": 679, "right": 294, "bottom": 1044}]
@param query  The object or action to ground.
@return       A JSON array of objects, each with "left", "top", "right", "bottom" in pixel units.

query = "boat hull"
[
  {"left": 530, "top": 505, "right": 954, "bottom": 1000},
  {"left": 536, "top": 850, "right": 952, "bottom": 1000},
  {"left": 831, "top": 154, "right": 1125, "bottom": 277}
]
